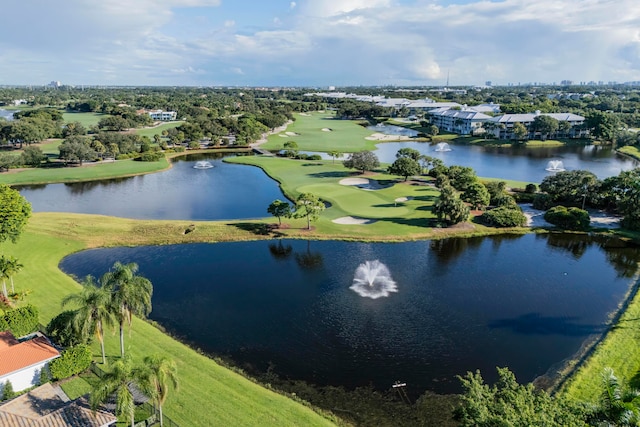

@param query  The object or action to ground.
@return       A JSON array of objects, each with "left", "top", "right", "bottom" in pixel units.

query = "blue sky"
[{"left": 0, "top": 0, "right": 638, "bottom": 86}]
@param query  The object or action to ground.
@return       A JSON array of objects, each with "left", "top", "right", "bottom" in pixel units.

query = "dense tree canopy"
[
  {"left": 0, "top": 184, "right": 32, "bottom": 245},
  {"left": 388, "top": 157, "right": 421, "bottom": 181},
  {"left": 343, "top": 151, "right": 380, "bottom": 173}
]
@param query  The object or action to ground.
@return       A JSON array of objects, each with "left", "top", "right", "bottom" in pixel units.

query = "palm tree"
[
  {"left": 102, "top": 262, "right": 153, "bottom": 358},
  {"left": 137, "top": 355, "right": 179, "bottom": 427},
  {"left": 0, "top": 256, "right": 9, "bottom": 298},
  {"left": 596, "top": 367, "right": 640, "bottom": 426},
  {"left": 5, "top": 256, "right": 23, "bottom": 293},
  {"left": 62, "top": 276, "right": 116, "bottom": 364},
  {"left": 90, "top": 355, "right": 140, "bottom": 427}
]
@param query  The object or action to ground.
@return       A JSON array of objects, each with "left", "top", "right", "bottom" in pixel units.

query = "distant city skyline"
[{"left": 1, "top": 0, "right": 639, "bottom": 87}]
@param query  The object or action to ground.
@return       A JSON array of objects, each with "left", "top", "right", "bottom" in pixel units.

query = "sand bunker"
[
  {"left": 321, "top": 128, "right": 333, "bottom": 132},
  {"left": 279, "top": 134, "right": 289, "bottom": 137},
  {"left": 339, "top": 177, "right": 390, "bottom": 190},
  {"left": 394, "top": 196, "right": 414, "bottom": 203},
  {"left": 285, "top": 131, "right": 300, "bottom": 136},
  {"left": 299, "top": 113, "right": 310, "bottom": 116},
  {"left": 332, "top": 216, "right": 377, "bottom": 225}
]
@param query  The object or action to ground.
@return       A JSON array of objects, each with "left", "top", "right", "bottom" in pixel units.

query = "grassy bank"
[
  {"left": 0, "top": 158, "right": 172, "bottom": 185},
  {"left": 618, "top": 145, "right": 640, "bottom": 161},
  {"left": 0, "top": 217, "right": 339, "bottom": 427},
  {"left": 561, "top": 270, "right": 640, "bottom": 403}
]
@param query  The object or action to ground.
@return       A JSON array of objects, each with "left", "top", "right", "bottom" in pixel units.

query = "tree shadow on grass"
[
  {"left": 230, "top": 222, "right": 285, "bottom": 237},
  {"left": 307, "top": 171, "right": 352, "bottom": 178},
  {"left": 375, "top": 217, "right": 434, "bottom": 227}
]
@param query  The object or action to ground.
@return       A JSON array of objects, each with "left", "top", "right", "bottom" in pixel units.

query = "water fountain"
[
  {"left": 350, "top": 260, "right": 398, "bottom": 299},
  {"left": 545, "top": 160, "right": 565, "bottom": 172},
  {"left": 193, "top": 161, "right": 214, "bottom": 169},
  {"left": 434, "top": 142, "right": 452, "bottom": 152}
]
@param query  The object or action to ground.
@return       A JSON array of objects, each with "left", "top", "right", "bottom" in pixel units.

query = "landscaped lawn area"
[
  {"left": 261, "top": 112, "right": 379, "bottom": 153},
  {"left": 135, "top": 121, "right": 184, "bottom": 139},
  {"left": 62, "top": 112, "right": 110, "bottom": 127},
  {"left": 1, "top": 225, "right": 339, "bottom": 427},
  {"left": 618, "top": 145, "right": 640, "bottom": 161}
]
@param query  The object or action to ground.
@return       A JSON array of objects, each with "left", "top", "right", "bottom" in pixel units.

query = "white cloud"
[{"left": 1, "top": 0, "right": 639, "bottom": 85}]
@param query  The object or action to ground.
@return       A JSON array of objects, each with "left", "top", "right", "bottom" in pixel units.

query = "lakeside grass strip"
[
  {"left": 0, "top": 221, "right": 339, "bottom": 427},
  {"left": 0, "top": 158, "right": 172, "bottom": 185},
  {"left": 561, "top": 270, "right": 640, "bottom": 403}
]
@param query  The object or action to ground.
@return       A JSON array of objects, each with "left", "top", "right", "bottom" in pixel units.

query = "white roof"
[
  {"left": 428, "top": 109, "right": 492, "bottom": 120},
  {"left": 492, "top": 112, "right": 584, "bottom": 123}
]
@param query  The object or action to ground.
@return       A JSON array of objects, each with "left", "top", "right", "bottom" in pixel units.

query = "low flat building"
[{"left": 489, "top": 111, "right": 587, "bottom": 139}]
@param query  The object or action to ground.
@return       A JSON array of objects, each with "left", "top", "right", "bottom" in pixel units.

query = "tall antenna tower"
[{"left": 446, "top": 70, "right": 450, "bottom": 88}]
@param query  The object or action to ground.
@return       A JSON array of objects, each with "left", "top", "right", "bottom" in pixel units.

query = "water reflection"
[
  {"left": 60, "top": 234, "right": 640, "bottom": 394},
  {"left": 18, "top": 153, "right": 287, "bottom": 220}
]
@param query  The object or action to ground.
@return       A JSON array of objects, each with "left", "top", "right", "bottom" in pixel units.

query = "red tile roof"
[
  {"left": 0, "top": 331, "right": 19, "bottom": 351},
  {"left": 0, "top": 333, "right": 60, "bottom": 377}
]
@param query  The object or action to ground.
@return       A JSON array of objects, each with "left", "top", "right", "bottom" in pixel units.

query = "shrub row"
[
  {"left": 49, "top": 344, "right": 92, "bottom": 380},
  {"left": 0, "top": 305, "right": 39, "bottom": 337}
]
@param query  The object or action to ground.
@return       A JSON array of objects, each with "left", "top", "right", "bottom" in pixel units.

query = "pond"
[
  {"left": 0, "top": 108, "right": 15, "bottom": 121},
  {"left": 17, "top": 153, "right": 287, "bottom": 220},
  {"left": 374, "top": 143, "right": 638, "bottom": 182},
  {"left": 367, "top": 123, "right": 420, "bottom": 137},
  {"left": 59, "top": 233, "right": 640, "bottom": 395}
]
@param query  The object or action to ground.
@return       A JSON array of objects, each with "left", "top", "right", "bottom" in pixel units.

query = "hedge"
[
  {"left": 0, "top": 305, "right": 39, "bottom": 337},
  {"left": 49, "top": 344, "right": 92, "bottom": 380}
]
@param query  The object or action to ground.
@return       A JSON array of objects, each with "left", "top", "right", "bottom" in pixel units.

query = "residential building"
[
  {"left": 0, "top": 383, "right": 116, "bottom": 426},
  {"left": 0, "top": 331, "right": 60, "bottom": 394},
  {"left": 147, "top": 109, "right": 178, "bottom": 121},
  {"left": 427, "top": 108, "right": 493, "bottom": 135},
  {"left": 489, "top": 111, "right": 587, "bottom": 139}
]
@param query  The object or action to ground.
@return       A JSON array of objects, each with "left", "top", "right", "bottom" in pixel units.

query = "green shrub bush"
[
  {"left": 533, "top": 193, "right": 554, "bottom": 210},
  {"left": 544, "top": 206, "right": 590, "bottom": 231},
  {"left": 49, "top": 344, "right": 92, "bottom": 380},
  {"left": 480, "top": 206, "right": 527, "bottom": 228},
  {"left": 46, "top": 310, "right": 84, "bottom": 347},
  {"left": 137, "top": 152, "right": 164, "bottom": 162},
  {"left": 1, "top": 305, "right": 39, "bottom": 337},
  {"left": 525, "top": 183, "right": 537, "bottom": 193},
  {"left": 2, "top": 381, "right": 15, "bottom": 401},
  {"left": 173, "top": 146, "right": 186, "bottom": 153}
]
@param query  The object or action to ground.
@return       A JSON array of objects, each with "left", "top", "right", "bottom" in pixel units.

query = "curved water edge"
[{"left": 59, "top": 233, "right": 640, "bottom": 395}]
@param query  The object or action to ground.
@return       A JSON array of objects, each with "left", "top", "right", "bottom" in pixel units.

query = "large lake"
[
  {"left": 59, "top": 233, "right": 640, "bottom": 394},
  {"left": 18, "top": 153, "right": 286, "bottom": 220}
]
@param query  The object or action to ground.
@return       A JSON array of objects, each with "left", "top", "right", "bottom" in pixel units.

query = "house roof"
[
  {"left": 0, "top": 331, "right": 19, "bottom": 351},
  {"left": 0, "top": 333, "right": 60, "bottom": 377},
  {"left": 0, "top": 383, "right": 116, "bottom": 427}
]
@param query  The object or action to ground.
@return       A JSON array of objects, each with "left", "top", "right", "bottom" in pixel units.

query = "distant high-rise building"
[
  {"left": 561, "top": 80, "right": 573, "bottom": 86},
  {"left": 485, "top": 81, "right": 492, "bottom": 87},
  {"left": 48, "top": 80, "right": 61, "bottom": 88}
]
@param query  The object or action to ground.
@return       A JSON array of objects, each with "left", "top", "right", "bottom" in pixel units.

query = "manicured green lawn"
[
  {"left": 261, "top": 112, "right": 379, "bottom": 153},
  {"left": 62, "top": 112, "right": 110, "bottom": 127},
  {"left": 0, "top": 158, "right": 171, "bottom": 185},
  {"left": 1, "top": 229, "right": 339, "bottom": 427},
  {"left": 59, "top": 376, "right": 92, "bottom": 400},
  {"left": 136, "top": 121, "right": 184, "bottom": 139}
]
